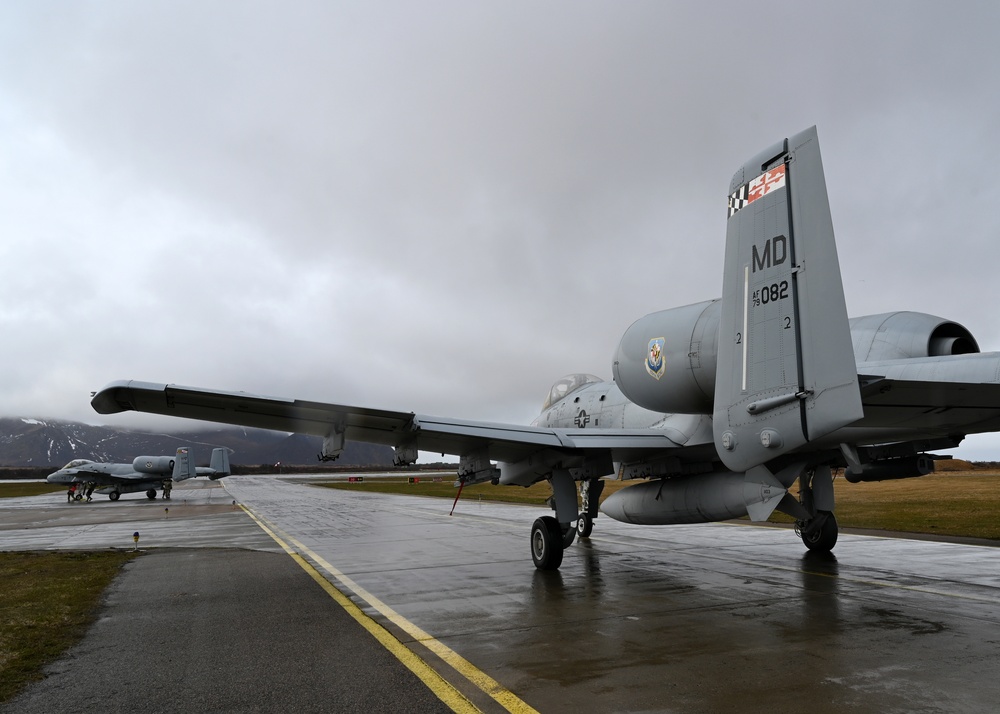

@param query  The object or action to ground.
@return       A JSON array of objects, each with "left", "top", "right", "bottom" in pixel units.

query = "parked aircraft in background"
[
  {"left": 47, "top": 446, "right": 231, "bottom": 501},
  {"left": 91, "top": 126, "right": 1000, "bottom": 569}
]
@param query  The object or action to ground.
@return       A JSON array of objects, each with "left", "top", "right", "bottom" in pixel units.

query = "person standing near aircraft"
[
  {"left": 85, "top": 482, "right": 95, "bottom": 502},
  {"left": 162, "top": 478, "right": 172, "bottom": 500},
  {"left": 67, "top": 484, "right": 75, "bottom": 503}
]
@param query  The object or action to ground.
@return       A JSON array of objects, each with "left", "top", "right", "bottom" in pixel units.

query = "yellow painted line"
[
  {"left": 292, "top": 537, "right": 538, "bottom": 713},
  {"left": 241, "top": 504, "right": 539, "bottom": 714},
  {"left": 239, "top": 505, "right": 480, "bottom": 714}
]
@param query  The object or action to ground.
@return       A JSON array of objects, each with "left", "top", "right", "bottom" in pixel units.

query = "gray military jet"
[
  {"left": 47, "top": 446, "right": 231, "bottom": 501},
  {"left": 90, "top": 126, "right": 1000, "bottom": 569}
]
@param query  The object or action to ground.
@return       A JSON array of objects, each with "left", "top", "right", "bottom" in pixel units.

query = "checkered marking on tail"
[
  {"left": 728, "top": 184, "right": 749, "bottom": 217},
  {"left": 728, "top": 164, "right": 787, "bottom": 218}
]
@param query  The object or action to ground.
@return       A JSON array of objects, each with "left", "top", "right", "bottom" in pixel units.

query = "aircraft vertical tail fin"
[
  {"left": 713, "top": 127, "right": 863, "bottom": 472},
  {"left": 209, "top": 447, "right": 231, "bottom": 480},
  {"left": 172, "top": 447, "right": 197, "bottom": 481}
]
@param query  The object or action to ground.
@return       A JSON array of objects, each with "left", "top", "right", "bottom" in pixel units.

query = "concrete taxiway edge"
[{"left": 239, "top": 504, "right": 497, "bottom": 714}]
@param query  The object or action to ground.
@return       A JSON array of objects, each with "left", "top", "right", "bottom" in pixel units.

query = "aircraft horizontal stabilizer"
[{"left": 208, "top": 447, "right": 231, "bottom": 479}]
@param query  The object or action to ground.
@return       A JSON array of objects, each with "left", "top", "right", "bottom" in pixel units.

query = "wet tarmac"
[
  {"left": 0, "top": 479, "right": 279, "bottom": 552},
  {"left": 3, "top": 476, "right": 1000, "bottom": 713}
]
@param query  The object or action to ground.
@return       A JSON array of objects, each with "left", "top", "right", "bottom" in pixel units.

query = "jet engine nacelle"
[
  {"left": 849, "top": 312, "right": 979, "bottom": 362},
  {"left": 612, "top": 299, "right": 721, "bottom": 414},
  {"left": 133, "top": 456, "right": 175, "bottom": 474},
  {"left": 613, "top": 302, "right": 981, "bottom": 415}
]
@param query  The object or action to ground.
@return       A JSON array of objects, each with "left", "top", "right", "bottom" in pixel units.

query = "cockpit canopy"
[
  {"left": 61, "top": 459, "right": 95, "bottom": 470},
  {"left": 541, "top": 373, "right": 603, "bottom": 411}
]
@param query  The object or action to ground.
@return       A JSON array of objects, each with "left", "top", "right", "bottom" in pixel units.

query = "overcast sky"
[{"left": 2, "top": 2, "right": 1000, "bottom": 459}]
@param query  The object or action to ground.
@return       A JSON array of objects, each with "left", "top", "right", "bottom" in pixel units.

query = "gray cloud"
[{"left": 2, "top": 1, "right": 1000, "bottom": 457}]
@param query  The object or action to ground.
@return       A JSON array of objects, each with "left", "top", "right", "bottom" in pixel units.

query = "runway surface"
[
  {"left": 3, "top": 475, "right": 1000, "bottom": 712},
  {"left": 3, "top": 549, "right": 453, "bottom": 714}
]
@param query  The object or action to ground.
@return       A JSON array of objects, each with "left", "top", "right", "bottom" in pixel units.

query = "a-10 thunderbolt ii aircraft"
[
  {"left": 90, "top": 126, "right": 1000, "bottom": 569},
  {"left": 47, "top": 446, "right": 231, "bottom": 501}
]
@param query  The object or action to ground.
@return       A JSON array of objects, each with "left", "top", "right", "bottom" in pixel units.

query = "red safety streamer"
[{"left": 449, "top": 478, "right": 466, "bottom": 516}]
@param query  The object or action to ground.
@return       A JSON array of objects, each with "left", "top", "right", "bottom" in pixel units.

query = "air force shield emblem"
[{"left": 646, "top": 337, "right": 666, "bottom": 380}]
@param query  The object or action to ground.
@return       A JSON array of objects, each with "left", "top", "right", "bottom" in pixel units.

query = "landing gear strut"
[
  {"left": 795, "top": 466, "right": 839, "bottom": 552},
  {"left": 531, "top": 470, "right": 581, "bottom": 570},
  {"left": 561, "top": 524, "right": 576, "bottom": 547},
  {"left": 576, "top": 478, "right": 604, "bottom": 539},
  {"left": 530, "top": 472, "right": 609, "bottom": 570}
]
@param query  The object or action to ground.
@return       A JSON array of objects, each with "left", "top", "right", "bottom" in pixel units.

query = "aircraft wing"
[
  {"left": 48, "top": 464, "right": 143, "bottom": 486},
  {"left": 74, "top": 464, "right": 115, "bottom": 478},
  {"left": 857, "top": 372, "right": 1000, "bottom": 434},
  {"left": 76, "top": 472, "right": 145, "bottom": 486},
  {"left": 91, "top": 380, "right": 709, "bottom": 468}
]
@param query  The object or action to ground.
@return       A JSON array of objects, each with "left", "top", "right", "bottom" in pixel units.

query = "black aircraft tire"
[
  {"left": 146, "top": 489, "right": 157, "bottom": 500},
  {"left": 109, "top": 491, "right": 120, "bottom": 501},
  {"left": 577, "top": 512, "right": 594, "bottom": 538},
  {"left": 530, "top": 516, "right": 564, "bottom": 570},
  {"left": 801, "top": 511, "right": 838, "bottom": 552}
]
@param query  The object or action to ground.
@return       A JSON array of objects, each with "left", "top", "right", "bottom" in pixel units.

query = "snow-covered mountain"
[{"left": 0, "top": 418, "right": 393, "bottom": 467}]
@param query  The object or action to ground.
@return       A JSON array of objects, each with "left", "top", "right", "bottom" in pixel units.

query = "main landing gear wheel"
[
  {"left": 577, "top": 512, "right": 594, "bottom": 538},
  {"left": 798, "top": 511, "right": 838, "bottom": 552},
  {"left": 530, "top": 516, "right": 564, "bottom": 570},
  {"left": 109, "top": 491, "right": 120, "bottom": 501},
  {"left": 146, "top": 489, "right": 157, "bottom": 500}
]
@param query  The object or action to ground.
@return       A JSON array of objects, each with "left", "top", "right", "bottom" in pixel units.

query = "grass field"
[
  {"left": 0, "top": 551, "right": 139, "bottom": 703},
  {"left": 824, "top": 471, "right": 1000, "bottom": 539},
  {"left": 319, "top": 469, "right": 1000, "bottom": 540},
  {"left": 0, "top": 483, "right": 63, "bottom": 499}
]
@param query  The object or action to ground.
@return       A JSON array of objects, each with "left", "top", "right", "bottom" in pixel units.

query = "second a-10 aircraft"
[
  {"left": 48, "top": 446, "right": 231, "bottom": 501},
  {"left": 91, "top": 126, "right": 1000, "bottom": 569}
]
